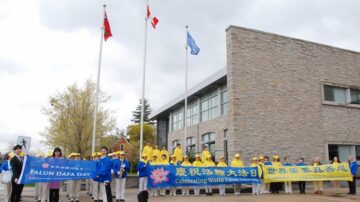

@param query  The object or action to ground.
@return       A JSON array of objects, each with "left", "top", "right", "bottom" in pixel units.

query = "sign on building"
[{"left": 17, "top": 136, "right": 31, "bottom": 152}]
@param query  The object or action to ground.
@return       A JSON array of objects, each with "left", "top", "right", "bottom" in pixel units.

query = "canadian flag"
[{"left": 147, "top": 5, "right": 159, "bottom": 29}]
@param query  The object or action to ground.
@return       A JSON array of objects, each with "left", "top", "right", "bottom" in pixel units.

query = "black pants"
[
  {"left": 298, "top": 181, "right": 306, "bottom": 193},
  {"left": 348, "top": 176, "right": 356, "bottom": 194},
  {"left": 103, "top": 182, "right": 112, "bottom": 202},
  {"left": 10, "top": 181, "right": 24, "bottom": 202},
  {"left": 49, "top": 189, "right": 59, "bottom": 202}
]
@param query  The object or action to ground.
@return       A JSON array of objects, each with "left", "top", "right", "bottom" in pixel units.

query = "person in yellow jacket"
[
  {"left": 142, "top": 142, "right": 153, "bottom": 160},
  {"left": 192, "top": 154, "right": 203, "bottom": 196},
  {"left": 181, "top": 156, "right": 192, "bottom": 196},
  {"left": 312, "top": 157, "right": 323, "bottom": 194},
  {"left": 217, "top": 157, "right": 227, "bottom": 196},
  {"left": 270, "top": 155, "right": 282, "bottom": 194},
  {"left": 331, "top": 156, "right": 341, "bottom": 196},
  {"left": 250, "top": 157, "right": 262, "bottom": 195},
  {"left": 258, "top": 155, "right": 267, "bottom": 194},
  {"left": 231, "top": 153, "right": 244, "bottom": 195},
  {"left": 150, "top": 154, "right": 161, "bottom": 197},
  {"left": 158, "top": 154, "right": 169, "bottom": 196},
  {"left": 173, "top": 143, "right": 183, "bottom": 162},
  {"left": 151, "top": 145, "right": 161, "bottom": 162},
  {"left": 201, "top": 146, "right": 211, "bottom": 163},
  {"left": 160, "top": 146, "right": 169, "bottom": 162},
  {"left": 203, "top": 155, "right": 215, "bottom": 196},
  {"left": 169, "top": 155, "right": 179, "bottom": 196}
]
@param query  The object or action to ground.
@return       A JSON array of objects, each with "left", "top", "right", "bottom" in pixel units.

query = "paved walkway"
[{"left": 9, "top": 187, "right": 359, "bottom": 202}]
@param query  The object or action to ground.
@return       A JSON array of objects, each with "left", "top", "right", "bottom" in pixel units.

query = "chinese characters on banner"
[
  {"left": 147, "top": 165, "right": 260, "bottom": 188},
  {"left": 263, "top": 162, "right": 353, "bottom": 182}
]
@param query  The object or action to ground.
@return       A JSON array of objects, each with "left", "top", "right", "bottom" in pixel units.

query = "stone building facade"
[{"left": 150, "top": 25, "right": 360, "bottom": 165}]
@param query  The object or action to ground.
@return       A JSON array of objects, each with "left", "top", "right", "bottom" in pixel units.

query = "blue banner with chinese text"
[
  {"left": 19, "top": 156, "right": 97, "bottom": 184},
  {"left": 148, "top": 165, "right": 260, "bottom": 188}
]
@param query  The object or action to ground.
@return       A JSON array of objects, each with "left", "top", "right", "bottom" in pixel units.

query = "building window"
[
  {"left": 223, "top": 129, "right": 228, "bottom": 162},
  {"left": 120, "top": 145, "right": 124, "bottom": 151},
  {"left": 186, "top": 137, "right": 196, "bottom": 158},
  {"left": 201, "top": 91, "right": 218, "bottom": 122},
  {"left": 350, "top": 88, "right": 360, "bottom": 104},
  {"left": 202, "top": 133, "right": 215, "bottom": 157},
  {"left": 221, "top": 90, "right": 228, "bottom": 115},
  {"left": 328, "top": 145, "right": 339, "bottom": 161},
  {"left": 186, "top": 101, "right": 199, "bottom": 126},
  {"left": 172, "top": 108, "right": 183, "bottom": 131},
  {"left": 356, "top": 145, "right": 360, "bottom": 161},
  {"left": 324, "top": 85, "right": 347, "bottom": 104}
]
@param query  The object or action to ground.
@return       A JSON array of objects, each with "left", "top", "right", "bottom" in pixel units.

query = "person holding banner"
[
  {"left": 262, "top": 156, "right": 272, "bottom": 194},
  {"left": 137, "top": 154, "right": 149, "bottom": 192},
  {"left": 35, "top": 153, "right": 48, "bottom": 202},
  {"left": 296, "top": 157, "right": 307, "bottom": 194},
  {"left": 258, "top": 156, "right": 266, "bottom": 194},
  {"left": 283, "top": 156, "right": 293, "bottom": 194},
  {"left": 250, "top": 157, "right": 262, "bottom": 195},
  {"left": 160, "top": 154, "right": 170, "bottom": 196},
  {"left": 181, "top": 156, "right": 192, "bottom": 196},
  {"left": 69, "top": 153, "right": 82, "bottom": 202},
  {"left": 93, "top": 153, "right": 102, "bottom": 202},
  {"left": 331, "top": 156, "right": 341, "bottom": 196},
  {"left": 348, "top": 155, "right": 358, "bottom": 195},
  {"left": 169, "top": 155, "right": 180, "bottom": 196},
  {"left": 312, "top": 157, "right": 323, "bottom": 194},
  {"left": 1, "top": 152, "right": 14, "bottom": 202},
  {"left": 160, "top": 146, "right": 169, "bottom": 162},
  {"left": 150, "top": 154, "right": 161, "bottom": 196},
  {"left": 217, "top": 156, "right": 228, "bottom": 196},
  {"left": 192, "top": 154, "right": 203, "bottom": 196},
  {"left": 10, "top": 145, "right": 24, "bottom": 202},
  {"left": 48, "top": 147, "right": 62, "bottom": 202},
  {"left": 231, "top": 153, "right": 244, "bottom": 195},
  {"left": 204, "top": 155, "right": 216, "bottom": 196},
  {"left": 95, "top": 147, "right": 113, "bottom": 202},
  {"left": 66, "top": 153, "right": 74, "bottom": 200}
]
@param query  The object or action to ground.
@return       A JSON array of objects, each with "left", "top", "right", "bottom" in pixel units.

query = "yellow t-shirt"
[
  {"left": 251, "top": 163, "right": 262, "bottom": 177},
  {"left": 181, "top": 161, "right": 192, "bottom": 166},
  {"left": 217, "top": 161, "right": 227, "bottom": 167},
  {"left": 204, "top": 160, "right": 216, "bottom": 167},
  {"left": 201, "top": 150, "right": 211, "bottom": 163},
  {"left": 142, "top": 145, "right": 153, "bottom": 159},
  {"left": 174, "top": 147, "right": 183, "bottom": 162},
  {"left": 160, "top": 150, "right": 169, "bottom": 162},
  {"left": 192, "top": 160, "right": 203, "bottom": 167},
  {"left": 231, "top": 159, "right": 244, "bottom": 167}
]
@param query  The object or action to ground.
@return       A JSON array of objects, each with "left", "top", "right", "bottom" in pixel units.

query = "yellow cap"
[
  {"left": 184, "top": 155, "right": 189, "bottom": 158},
  {"left": 152, "top": 153, "right": 158, "bottom": 157},
  {"left": 259, "top": 156, "right": 264, "bottom": 160},
  {"left": 47, "top": 151, "right": 53, "bottom": 157},
  {"left": 235, "top": 153, "right": 240, "bottom": 158},
  {"left": 142, "top": 153, "right": 147, "bottom": 157},
  {"left": 274, "top": 155, "right": 279, "bottom": 159},
  {"left": 207, "top": 155, "right": 212, "bottom": 159},
  {"left": 171, "top": 154, "right": 176, "bottom": 158},
  {"left": 91, "top": 152, "right": 97, "bottom": 157},
  {"left": 252, "top": 157, "right": 258, "bottom": 161},
  {"left": 67, "top": 153, "right": 73, "bottom": 158},
  {"left": 73, "top": 153, "right": 80, "bottom": 157},
  {"left": 219, "top": 156, "right": 225, "bottom": 159},
  {"left": 195, "top": 154, "right": 200, "bottom": 158},
  {"left": 120, "top": 151, "right": 125, "bottom": 155},
  {"left": 96, "top": 152, "right": 102, "bottom": 156}
]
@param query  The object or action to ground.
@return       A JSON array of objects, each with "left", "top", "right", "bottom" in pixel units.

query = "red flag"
[
  {"left": 103, "top": 12, "right": 112, "bottom": 41},
  {"left": 147, "top": 5, "right": 159, "bottom": 29}
]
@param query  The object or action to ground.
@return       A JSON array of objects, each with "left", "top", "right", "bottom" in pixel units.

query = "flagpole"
[
  {"left": 91, "top": 4, "right": 106, "bottom": 154},
  {"left": 139, "top": 0, "right": 149, "bottom": 160},
  {"left": 184, "top": 25, "right": 189, "bottom": 154}
]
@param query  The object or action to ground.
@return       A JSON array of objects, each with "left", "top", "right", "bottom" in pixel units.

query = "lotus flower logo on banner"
[{"left": 150, "top": 167, "right": 170, "bottom": 185}]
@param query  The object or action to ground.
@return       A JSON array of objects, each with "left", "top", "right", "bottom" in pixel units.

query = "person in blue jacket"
[
  {"left": 113, "top": 151, "right": 130, "bottom": 202},
  {"left": 1, "top": 152, "right": 14, "bottom": 202},
  {"left": 348, "top": 155, "right": 358, "bottom": 195},
  {"left": 137, "top": 154, "right": 149, "bottom": 192},
  {"left": 296, "top": 158, "right": 307, "bottom": 194},
  {"left": 95, "top": 147, "right": 113, "bottom": 202}
]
